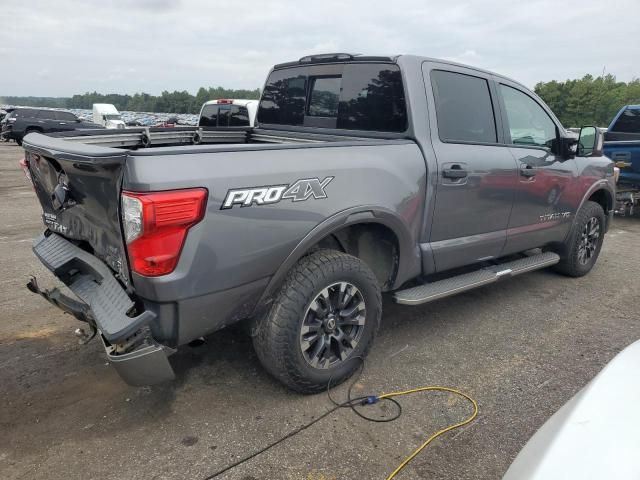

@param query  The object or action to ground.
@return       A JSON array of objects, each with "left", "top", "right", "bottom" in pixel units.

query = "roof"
[
  {"left": 272, "top": 52, "right": 529, "bottom": 91},
  {"left": 202, "top": 99, "right": 259, "bottom": 106}
]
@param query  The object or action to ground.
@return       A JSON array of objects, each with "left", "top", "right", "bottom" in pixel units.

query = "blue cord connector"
[{"left": 364, "top": 396, "right": 379, "bottom": 405}]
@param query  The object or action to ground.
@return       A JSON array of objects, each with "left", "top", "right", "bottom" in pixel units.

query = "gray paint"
[{"left": 24, "top": 54, "right": 616, "bottom": 362}]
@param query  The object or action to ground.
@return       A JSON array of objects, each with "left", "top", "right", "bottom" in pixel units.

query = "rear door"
[
  {"left": 423, "top": 63, "right": 518, "bottom": 271},
  {"left": 495, "top": 81, "right": 577, "bottom": 254}
]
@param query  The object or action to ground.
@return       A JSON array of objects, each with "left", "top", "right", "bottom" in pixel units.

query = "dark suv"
[{"left": 1, "top": 108, "right": 100, "bottom": 144}]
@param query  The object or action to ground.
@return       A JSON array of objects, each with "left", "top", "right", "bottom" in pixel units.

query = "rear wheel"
[
  {"left": 253, "top": 249, "right": 382, "bottom": 393},
  {"left": 554, "top": 201, "right": 605, "bottom": 277}
]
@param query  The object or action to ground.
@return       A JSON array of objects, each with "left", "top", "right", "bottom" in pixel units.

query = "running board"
[{"left": 394, "top": 252, "right": 560, "bottom": 306}]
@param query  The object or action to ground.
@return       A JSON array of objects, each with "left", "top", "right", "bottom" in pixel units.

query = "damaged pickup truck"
[{"left": 23, "top": 53, "right": 615, "bottom": 392}]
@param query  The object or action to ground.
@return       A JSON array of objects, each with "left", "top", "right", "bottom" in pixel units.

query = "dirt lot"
[{"left": 0, "top": 141, "right": 638, "bottom": 480}]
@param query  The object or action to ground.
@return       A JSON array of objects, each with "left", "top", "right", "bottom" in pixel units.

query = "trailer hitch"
[{"left": 26, "top": 276, "right": 97, "bottom": 343}]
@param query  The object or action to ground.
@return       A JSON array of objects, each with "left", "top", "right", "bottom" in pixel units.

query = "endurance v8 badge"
[{"left": 221, "top": 177, "right": 334, "bottom": 209}]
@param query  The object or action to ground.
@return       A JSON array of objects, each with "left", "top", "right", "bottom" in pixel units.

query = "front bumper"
[{"left": 29, "top": 232, "right": 175, "bottom": 386}]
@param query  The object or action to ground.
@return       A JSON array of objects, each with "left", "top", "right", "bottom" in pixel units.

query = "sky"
[{"left": 1, "top": 0, "right": 638, "bottom": 97}]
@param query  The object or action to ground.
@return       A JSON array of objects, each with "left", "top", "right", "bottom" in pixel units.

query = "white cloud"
[{"left": 0, "top": 0, "right": 638, "bottom": 96}]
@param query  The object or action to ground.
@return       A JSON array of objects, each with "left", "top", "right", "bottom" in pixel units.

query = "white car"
[
  {"left": 198, "top": 99, "right": 258, "bottom": 128},
  {"left": 504, "top": 339, "right": 640, "bottom": 479}
]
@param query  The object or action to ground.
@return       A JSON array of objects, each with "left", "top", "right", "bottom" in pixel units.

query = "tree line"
[
  {"left": 1, "top": 86, "right": 260, "bottom": 114},
  {"left": 534, "top": 75, "right": 640, "bottom": 127},
  {"left": 3, "top": 75, "right": 639, "bottom": 126}
]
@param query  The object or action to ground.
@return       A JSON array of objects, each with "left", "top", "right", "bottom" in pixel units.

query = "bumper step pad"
[
  {"left": 394, "top": 252, "right": 560, "bottom": 305},
  {"left": 32, "top": 233, "right": 155, "bottom": 343}
]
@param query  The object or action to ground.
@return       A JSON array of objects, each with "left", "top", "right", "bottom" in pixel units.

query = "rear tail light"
[
  {"left": 121, "top": 188, "right": 208, "bottom": 277},
  {"left": 217, "top": 99, "right": 232, "bottom": 104}
]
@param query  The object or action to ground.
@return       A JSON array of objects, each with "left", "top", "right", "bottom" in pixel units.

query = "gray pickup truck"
[{"left": 23, "top": 53, "right": 615, "bottom": 392}]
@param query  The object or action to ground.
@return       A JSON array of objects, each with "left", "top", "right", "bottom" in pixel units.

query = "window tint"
[
  {"left": 610, "top": 108, "right": 640, "bottom": 133},
  {"left": 337, "top": 64, "right": 407, "bottom": 132},
  {"left": 259, "top": 71, "right": 307, "bottom": 126},
  {"left": 431, "top": 70, "right": 497, "bottom": 143},
  {"left": 229, "top": 105, "right": 250, "bottom": 126},
  {"left": 35, "top": 110, "right": 57, "bottom": 120},
  {"left": 257, "top": 63, "right": 407, "bottom": 132},
  {"left": 308, "top": 77, "right": 341, "bottom": 117},
  {"left": 17, "top": 109, "right": 38, "bottom": 118},
  {"left": 55, "top": 111, "right": 76, "bottom": 121},
  {"left": 217, "top": 105, "right": 230, "bottom": 126},
  {"left": 199, "top": 104, "right": 219, "bottom": 127},
  {"left": 500, "top": 85, "right": 557, "bottom": 148},
  {"left": 199, "top": 104, "right": 250, "bottom": 127}
]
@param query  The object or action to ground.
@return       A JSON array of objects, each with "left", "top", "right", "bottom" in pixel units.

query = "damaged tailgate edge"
[{"left": 28, "top": 232, "right": 175, "bottom": 386}]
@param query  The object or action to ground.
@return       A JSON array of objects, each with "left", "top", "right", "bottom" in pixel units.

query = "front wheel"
[
  {"left": 554, "top": 200, "right": 605, "bottom": 277},
  {"left": 253, "top": 250, "right": 382, "bottom": 393}
]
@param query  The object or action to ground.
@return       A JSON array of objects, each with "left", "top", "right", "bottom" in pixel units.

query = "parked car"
[
  {"left": 198, "top": 99, "right": 258, "bottom": 127},
  {"left": 23, "top": 53, "right": 615, "bottom": 390},
  {"left": 92, "top": 103, "right": 126, "bottom": 129},
  {"left": 503, "top": 338, "right": 640, "bottom": 479},
  {"left": 603, "top": 105, "right": 640, "bottom": 215},
  {"left": 2, "top": 107, "right": 100, "bottom": 145}
]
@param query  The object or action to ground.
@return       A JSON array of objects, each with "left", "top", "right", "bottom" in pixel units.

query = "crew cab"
[
  {"left": 3, "top": 107, "right": 100, "bottom": 145},
  {"left": 22, "top": 53, "right": 615, "bottom": 391},
  {"left": 603, "top": 105, "right": 640, "bottom": 214}
]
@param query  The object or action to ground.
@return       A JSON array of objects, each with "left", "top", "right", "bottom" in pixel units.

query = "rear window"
[
  {"left": 258, "top": 63, "right": 407, "bottom": 132},
  {"left": 431, "top": 70, "right": 497, "bottom": 144},
  {"left": 199, "top": 104, "right": 250, "bottom": 127},
  {"left": 610, "top": 108, "right": 640, "bottom": 133}
]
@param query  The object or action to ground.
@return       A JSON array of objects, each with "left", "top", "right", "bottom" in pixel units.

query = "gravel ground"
[{"left": 0, "top": 141, "right": 638, "bottom": 480}]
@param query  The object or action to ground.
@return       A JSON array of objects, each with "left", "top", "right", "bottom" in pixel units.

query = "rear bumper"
[{"left": 29, "top": 233, "right": 175, "bottom": 386}]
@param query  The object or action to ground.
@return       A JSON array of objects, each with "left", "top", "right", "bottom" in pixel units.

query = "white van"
[
  {"left": 92, "top": 104, "right": 126, "bottom": 129},
  {"left": 198, "top": 99, "right": 258, "bottom": 128}
]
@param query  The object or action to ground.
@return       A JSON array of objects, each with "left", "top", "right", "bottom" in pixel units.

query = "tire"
[
  {"left": 253, "top": 249, "right": 382, "bottom": 393},
  {"left": 554, "top": 201, "right": 605, "bottom": 277}
]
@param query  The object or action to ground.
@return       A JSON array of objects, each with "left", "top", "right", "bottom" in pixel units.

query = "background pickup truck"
[
  {"left": 603, "top": 104, "right": 640, "bottom": 214},
  {"left": 22, "top": 53, "right": 615, "bottom": 392}
]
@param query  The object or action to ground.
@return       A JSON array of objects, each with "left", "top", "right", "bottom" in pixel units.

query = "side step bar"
[{"left": 394, "top": 252, "right": 560, "bottom": 306}]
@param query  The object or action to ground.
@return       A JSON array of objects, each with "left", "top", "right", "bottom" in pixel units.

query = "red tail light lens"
[{"left": 121, "top": 188, "right": 207, "bottom": 277}]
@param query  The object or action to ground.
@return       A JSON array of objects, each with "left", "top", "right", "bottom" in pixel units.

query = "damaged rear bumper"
[{"left": 28, "top": 232, "right": 175, "bottom": 386}]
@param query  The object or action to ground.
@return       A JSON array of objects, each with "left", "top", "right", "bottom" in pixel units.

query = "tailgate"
[{"left": 23, "top": 132, "right": 131, "bottom": 284}]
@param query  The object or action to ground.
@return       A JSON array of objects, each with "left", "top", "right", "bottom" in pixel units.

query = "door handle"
[
  {"left": 443, "top": 167, "right": 468, "bottom": 179},
  {"left": 520, "top": 166, "right": 537, "bottom": 178}
]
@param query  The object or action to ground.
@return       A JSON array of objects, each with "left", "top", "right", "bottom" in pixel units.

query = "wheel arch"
[{"left": 254, "top": 206, "right": 421, "bottom": 313}]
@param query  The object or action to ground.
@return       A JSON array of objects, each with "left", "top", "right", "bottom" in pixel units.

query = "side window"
[
  {"left": 610, "top": 108, "right": 640, "bottom": 133},
  {"left": 55, "top": 111, "right": 76, "bottom": 121},
  {"left": 499, "top": 85, "right": 557, "bottom": 148},
  {"left": 431, "top": 70, "right": 497, "bottom": 144}
]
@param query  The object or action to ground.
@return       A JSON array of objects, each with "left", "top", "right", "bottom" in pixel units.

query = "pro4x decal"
[{"left": 221, "top": 177, "right": 334, "bottom": 209}]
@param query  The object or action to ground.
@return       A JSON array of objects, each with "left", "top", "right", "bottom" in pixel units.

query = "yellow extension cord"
[{"left": 377, "top": 386, "right": 479, "bottom": 479}]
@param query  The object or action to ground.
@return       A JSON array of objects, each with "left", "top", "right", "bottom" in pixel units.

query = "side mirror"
[
  {"left": 577, "top": 126, "right": 603, "bottom": 157},
  {"left": 557, "top": 136, "right": 578, "bottom": 160}
]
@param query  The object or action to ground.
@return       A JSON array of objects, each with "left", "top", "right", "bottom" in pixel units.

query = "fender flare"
[
  {"left": 577, "top": 180, "right": 614, "bottom": 214},
  {"left": 254, "top": 206, "right": 420, "bottom": 311},
  {"left": 564, "top": 181, "right": 615, "bottom": 243}
]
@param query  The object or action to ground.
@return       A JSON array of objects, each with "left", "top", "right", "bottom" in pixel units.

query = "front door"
[
  {"left": 496, "top": 82, "right": 577, "bottom": 254},
  {"left": 424, "top": 66, "right": 518, "bottom": 272}
]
